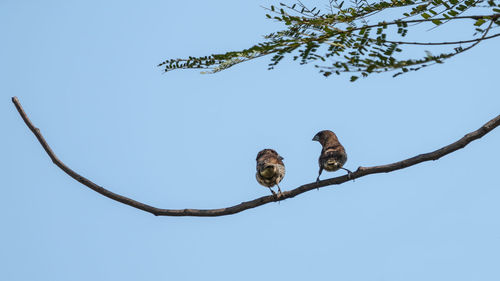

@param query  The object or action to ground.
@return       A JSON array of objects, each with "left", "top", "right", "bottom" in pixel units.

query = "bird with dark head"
[
  {"left": 312, "top": 130, "right": 352, "bottom": 182},
  {"left": 255, "top": 149, "right": 285, "bottom": 196}
]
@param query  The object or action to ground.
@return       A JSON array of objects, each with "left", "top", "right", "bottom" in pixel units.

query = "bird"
[
  {"left": 312, "top": 130, "right": 352, "bottom": 182},
  {"left": 255, "top": 149, "right": 286, "bottom": 196}
]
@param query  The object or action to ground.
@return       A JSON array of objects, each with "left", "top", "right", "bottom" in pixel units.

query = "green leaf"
[
  {"left": 432, "top": 19, "right": 442, "bottom": 25},
  {"left": 350, "top": 75, "right": 359, "bottom": 82},
  {"left": 421, "top": 13, "right": 431, "bottom": 19},
  {"left": 474, "top": 18, "right": 486, "bottom": 26}
]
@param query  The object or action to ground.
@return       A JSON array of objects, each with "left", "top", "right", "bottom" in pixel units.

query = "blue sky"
[{"left": 2, "top": 1, "right": 500, "bottom": 280}]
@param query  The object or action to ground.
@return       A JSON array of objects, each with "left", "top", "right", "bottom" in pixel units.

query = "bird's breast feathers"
[
  {"left": 256, "top": 163, "right": 285, "bottom": 187},
  {"left": 259, "top": 165, "right": 276, "bottom": 179}
]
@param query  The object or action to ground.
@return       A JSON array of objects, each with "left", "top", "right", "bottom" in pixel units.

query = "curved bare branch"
[{"left": 12, "top": 97, "right": 500, "bottom": 217}]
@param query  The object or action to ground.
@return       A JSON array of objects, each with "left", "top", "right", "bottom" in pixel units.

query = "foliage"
[{"left": 159, "top": 0, "right": 500, "bottom": 81}]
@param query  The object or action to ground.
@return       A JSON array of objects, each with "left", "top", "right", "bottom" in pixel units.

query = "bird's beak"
[
  {"left": 312, "top": 135, "right": 319, "bottom": 141},
  {"left": 279, "top": 156, "right": 284, "bottom": 161}
]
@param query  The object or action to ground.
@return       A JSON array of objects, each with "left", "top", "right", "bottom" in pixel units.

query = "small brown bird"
[
  {"left": 255, "top": 149, "right": 286, "bottom": 196},
  {"left": 312, "top": 130, "right": 351, "bottom": 182}
]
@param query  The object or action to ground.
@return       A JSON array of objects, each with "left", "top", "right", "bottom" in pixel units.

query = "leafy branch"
[{"left": 158, "top": 0, "right": 500, "bottom": 81}]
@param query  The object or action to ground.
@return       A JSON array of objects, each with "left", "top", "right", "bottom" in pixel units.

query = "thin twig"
[
  {"left": 459, "top": 19, "right": 495, "bottom": 52},
  {"left": 380, "top": 32, "right": 500, "bottom": 45},
  {"left": 12, "top": 97, "right": 500, "bottom": 217}
]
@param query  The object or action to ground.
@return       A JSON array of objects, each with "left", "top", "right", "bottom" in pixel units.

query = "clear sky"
[{"left": 2, "top": 1, "right": 500, "bottom": 280}]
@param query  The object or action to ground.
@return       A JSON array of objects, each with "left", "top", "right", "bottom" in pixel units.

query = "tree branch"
[
  {"left": 12, "top": 97, "right": 500, "bottom": 217},
  {"left": 380, "top": 32, "right": 500, "bottom": 46}
]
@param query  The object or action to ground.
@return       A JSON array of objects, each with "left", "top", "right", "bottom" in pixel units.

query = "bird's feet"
[
  {"left": 346, "top": 171, "right": 354, "bottom": 181},
  {"left": 276, "top": 185, "right": 284, "bottom": 198},
  {"left": 341, "top": 167, "right": 355, "bottom": 182},
  {"left": 269, "top": 188, "right": 278, "bottom": 200}
]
